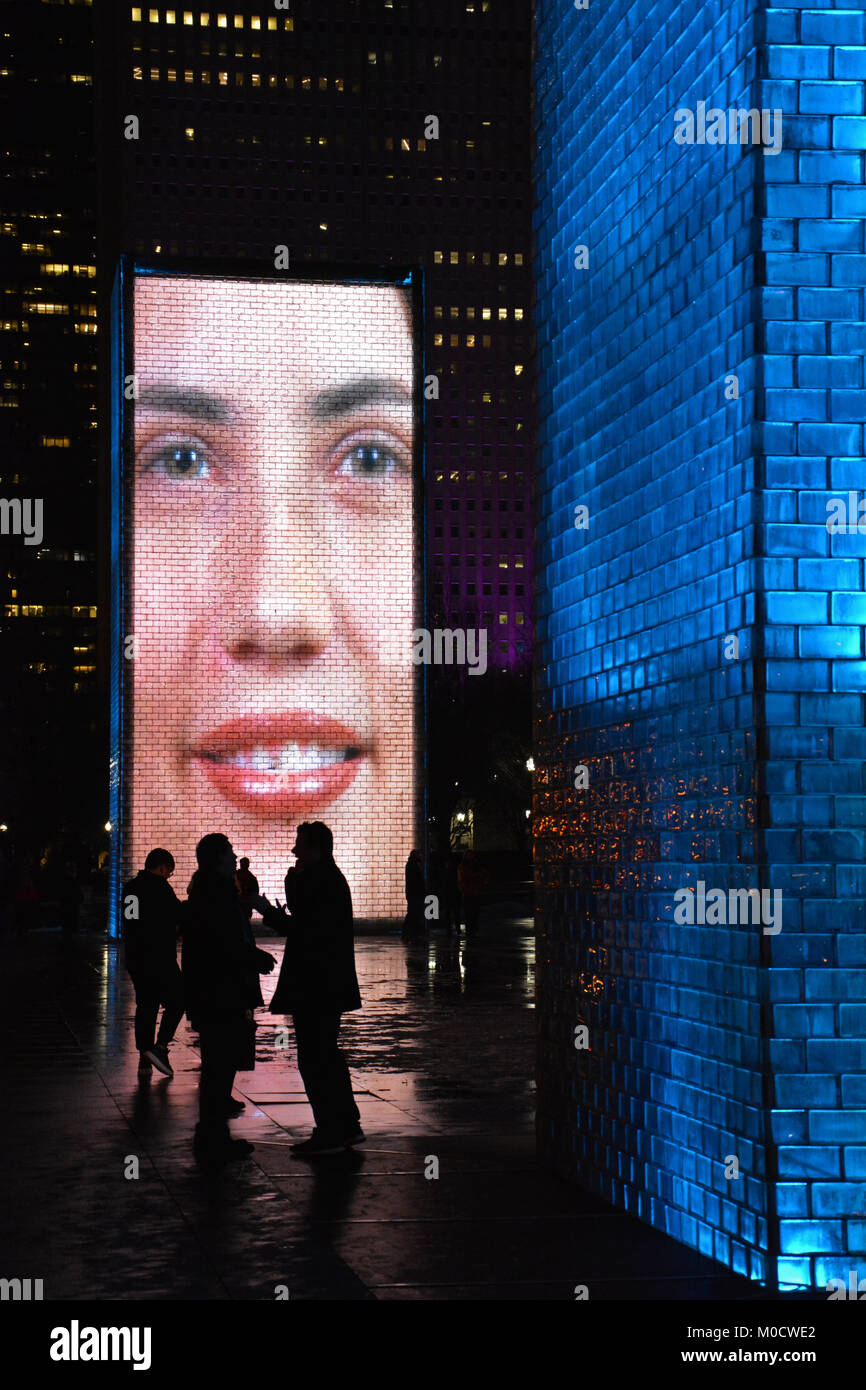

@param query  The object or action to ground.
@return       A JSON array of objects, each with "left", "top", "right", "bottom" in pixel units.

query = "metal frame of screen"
[{"left": 108, "top": 257, "right": 427, "bottom": 935}]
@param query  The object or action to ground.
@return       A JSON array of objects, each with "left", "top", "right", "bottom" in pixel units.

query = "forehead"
[{"left": 133, "top": 276, "right": 412, "bottom": 394}]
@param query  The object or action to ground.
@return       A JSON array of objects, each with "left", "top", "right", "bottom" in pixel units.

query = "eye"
[
  {"left": 141, "top": 438, "right": 211, "bottom": 480},
  {"left": 335, "top": 441, "right": 406, "bottom": 479}
]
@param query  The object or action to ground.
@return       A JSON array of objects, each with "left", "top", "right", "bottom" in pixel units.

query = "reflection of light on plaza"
[{"left": 92, "top": 940, "right": 128, "bottom": 1060}]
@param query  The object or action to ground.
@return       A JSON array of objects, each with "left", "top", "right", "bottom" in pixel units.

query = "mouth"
[{"left": 191, "top": 713, "right": 369, "bottom": 818}]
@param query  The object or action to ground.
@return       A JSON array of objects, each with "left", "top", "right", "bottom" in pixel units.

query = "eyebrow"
[
  {"left": 311, "top": 376, "right": 412, "bottom": 418},
  {"left": 136, "top": 384, "right": 232, "bottom": 424},
  {"left": 136, "top": 375, "right": 412, "bottom": 424}
]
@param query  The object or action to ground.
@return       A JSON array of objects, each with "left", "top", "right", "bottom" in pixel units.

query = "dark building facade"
[{"left": 0, "top": 0, "right": 101, "bottom": 852}]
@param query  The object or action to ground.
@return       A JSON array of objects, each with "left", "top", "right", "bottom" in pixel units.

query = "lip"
[{"left": 191, "top": 712, "right": 369, "bottom": 818}]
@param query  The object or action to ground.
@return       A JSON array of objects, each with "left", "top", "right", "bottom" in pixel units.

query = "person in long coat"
[
  {"left": 181, "top": 833, "right": 275, "bottom": 1164},
  {"left": 259, "top": 821, "right": 362, "bottom": 1157}
]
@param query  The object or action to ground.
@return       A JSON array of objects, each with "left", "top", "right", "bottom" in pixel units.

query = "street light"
[
  {"left": 104, "top": 821, "right": 112, "bottom": 832},
  {"left": 526, "top": 756, "right": 535, "bottom": 772}
]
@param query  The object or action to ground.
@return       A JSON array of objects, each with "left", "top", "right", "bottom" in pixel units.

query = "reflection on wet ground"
[{"left": 0, "top": 916, "right": 756, "bottom": 1299}]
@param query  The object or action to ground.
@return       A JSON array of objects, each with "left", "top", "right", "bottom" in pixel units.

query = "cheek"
[{"left": 133, "top": 519, "right": 213, "bottom": 689}]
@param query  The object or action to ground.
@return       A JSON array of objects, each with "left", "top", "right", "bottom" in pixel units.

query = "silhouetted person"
[
  {"left": 0, "top": 844, "right": 12, "bottom": 935},
  {"left": 122, "top": 849, "right": 184, "bottom": 1076},
  {"left": 181, "top": 834, "right": 276, "bottom": 1165},
  {"left": 235, "top": 857, "right": 259, "bottom": 921},
  {"left": 14, "top": 854, "right": 40, "bottom": 933},
  {"left": 260, "top": 821, "right": 362, "bottom": 1156},
  {"left": 458, "top": 850, "right": 488, "bottom": 935},
  {"left": 403, "top": 848, "right": 426, "bottom": 935},
  {"left": 440, "top": 854, "right": 460, "bottom": 933}
]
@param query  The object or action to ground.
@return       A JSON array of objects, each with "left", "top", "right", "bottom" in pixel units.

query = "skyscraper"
[{"left": 0, "top": 0, "right": 100, "bottom": 847}]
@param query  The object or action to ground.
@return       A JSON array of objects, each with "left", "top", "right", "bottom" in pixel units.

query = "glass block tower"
[{"left": 533, "top": 0, "right": 866, "bottom": 1290}]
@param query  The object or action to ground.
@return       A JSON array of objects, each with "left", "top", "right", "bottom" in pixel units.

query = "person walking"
[
  {"left": 440, "top": 853, "right": 460, "bottom": 934},
  {"left": 181, "top": 834, "right": 276, "bottom": 1165},
  {"left": 402, "top": 848, "right": 426, "bottom": 936},
  {"left": 457, "top": 850, "right": 488, "bottom": 935},
  {"left": 259, "top": 821, "right": 362, "bottom": 1157},
  {"left": 235, "top": 857, "right": 259, "bottom": 918},
  {"left": 122, "top": 848, "right": 185, "bottom": 1077}
]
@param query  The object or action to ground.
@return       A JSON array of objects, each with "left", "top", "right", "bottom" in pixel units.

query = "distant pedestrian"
[
  {"left": 181, "top": 834, "right": 275, "bottom": 1166},
  {"left": 235, "top": 857, "right": 259, "bottom": 920},
  {"left": 122, "top": 849, "right": 184, "bottom": 1077},
  {"left": 13, "top": 855, "right": 40, "bottom": 933},
  {"left": 457, "top": 850, "right": 488, "bottom": 935},
  {"left": 58, "top": 861, "right": 83, "bottom": 933},
  {"left": 260, "top": 821, "right": 362, "bottom": 1157},
  {"left": 440, "top": 854, "right": 460, "bottom": 933},
  {"left": 403, "top": 848, "right": 426, "bottom": 935}
]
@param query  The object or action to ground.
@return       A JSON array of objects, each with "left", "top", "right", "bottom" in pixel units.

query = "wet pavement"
[{"left": 0, "top": 909, "right": 759, "bottom": 1300}]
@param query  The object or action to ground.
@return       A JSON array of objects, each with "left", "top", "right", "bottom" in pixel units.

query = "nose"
[{"left": 217, "top": 491, "right": 337, "bottom": 667}]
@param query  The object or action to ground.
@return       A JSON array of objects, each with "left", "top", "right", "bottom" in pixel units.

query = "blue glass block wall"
[
  {"left": 534, "top": 0, "right": 866, "bottom": 1289},
  {"left": 759, "top": 6, "right": 866, "bottom": 1291}
]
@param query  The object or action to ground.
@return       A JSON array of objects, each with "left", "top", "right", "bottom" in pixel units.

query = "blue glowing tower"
[{"left": 533, "top": 1, "right": 866, "bottom": 1289}]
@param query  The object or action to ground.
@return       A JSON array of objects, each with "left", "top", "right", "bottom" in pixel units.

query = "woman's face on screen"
[{"left": 131, "top": 277, "right": 415, "bottom": 916}]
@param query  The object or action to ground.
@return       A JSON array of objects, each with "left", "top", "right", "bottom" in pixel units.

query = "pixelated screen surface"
[{"left": 123, "top": 271, "right": 417, "bottom": 918}]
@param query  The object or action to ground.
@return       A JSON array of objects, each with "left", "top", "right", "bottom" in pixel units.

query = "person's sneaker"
[
  {"left": 193, "top": 1131, "right": 255, "bottom": 1165},
  {"left": 225, "top": 1098, "right": 246, "bottom": 1117},
  {"left": 223, "top": 1138, "right": 254, "bottom": 1160},
  {"left": 343, "top": 1128, "right": 366, "bottom": 1147},
  {"left": 144, "top": 1044, "right": 173, "bottom": 1077},
  {"left": 290, "top": 1131, "right": 345, "bottom": 1157},
  {"left": 137, "top": 1054, "right": 152, "bottom": 1076}
]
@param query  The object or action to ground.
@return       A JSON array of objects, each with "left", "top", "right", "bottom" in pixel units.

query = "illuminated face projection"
[{"left": 129, "top": 273, "right": 417, "bottom": 917}]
